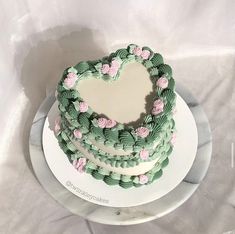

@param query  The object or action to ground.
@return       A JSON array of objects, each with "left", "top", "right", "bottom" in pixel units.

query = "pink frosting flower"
[
  {"left": 133, "top": 46, "right": 142, "bottom": 56},
  {"left": 67, "top": 72, "right": 77, "bottom": 79},
  {"left": 136, "top": 127, "right": 150, "bottom": 138},
  {"left": 106, "top": 119, "right": 117, "bottom": 128},
  {"left": 64, "top": 78, "right": 76, "bottom": 89},
  {"left": 97, "top": 118, "right": 108, "bottom": 128},
  {"left": 101, "top": 64, "right": 110, "bottom": 74},
  {"left": 152, "top": 99, "right": 164, "bottom": 115},
  {"left": 79, "top": 102, "right": 89, "bottom": 112},
  {"left": 139, "top": 149, "right": 149, "bottom": 160},
  {"left": 73, "top": 158, "right": 87, "bottom": 173},
  {"left": 156, "top": 76, "right": 168, "bottom": 89},
  {"left": 64, "top": 72, "right": 78, "bottom": 89},
  {"left": 73, "top": 129, "right": 82, "bottom": 139},
  {"left": 141, "top": 50, "right": 151, "bottom": 59},
  {"left": 101, "top": 60, "right": 120, "bottom": 77},
  {"left": 108, "top": 66, "right": 118, "bottom": 77},
  {"left": 139, "top": 174, "right": 149, "bottom": 184},
  {"left": 54, "top": 116, "right": 61, "bottom": 135},
  {"left": 152, "top": 106, "right": 163, "bottom": 115},
  {"left": 153, "top": 99, "right": 164, "bottom": 109},
  {"left": 111, "top": 60, "right": 120, "bottom": 69},
  {"left": 170, "top": 132, "right": 177, "bottom": 145}
]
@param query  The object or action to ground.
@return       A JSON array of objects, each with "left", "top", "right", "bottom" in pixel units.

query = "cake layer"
[
  {"left": 56, "top": 128, "right": 172, "bottom": 188},
  {"left": 73, "top": 140, "right": 161, "bottom": 176},
  {"left": 61, "top": 118, "right": 173, "bottom": 175},
  {"left": 60, "top": 115, "right": 174, "bottom": 173}
]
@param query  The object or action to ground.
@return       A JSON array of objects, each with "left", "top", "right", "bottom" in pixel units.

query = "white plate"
[{"left": 42, "top": 93, "right": 198, "bottom": 207}]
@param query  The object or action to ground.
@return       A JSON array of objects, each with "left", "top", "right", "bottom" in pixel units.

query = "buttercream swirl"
[
  {"left": 156, "top": 76, "right": 168, "bottom": 89},
  {"left": 106, "top": 119, "right": 117, "bottom": 128},
  {"left": 73, "top": 129, "right": 82, "bottom": 139},
  {"left": 97, "top": 118, "right": 108, "bottom": 128},
  {"left": 139, "top": 149, "right": 149, "bottom": 160},
  {"left": 64, "top": 72, "right": 78, "bottom": 89},
  {"left": 136, "top": 127, "right": 150, "bottom": 138},
  {"left": 139, "top": 174, "right": 149, "bottom": 184}
]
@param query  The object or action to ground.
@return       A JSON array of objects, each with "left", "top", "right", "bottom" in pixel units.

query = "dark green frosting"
[
  {"left": 150, "top": 53, "right": 164, "bottom": 66},
  {"left": 158, "top": 64, "right": 172, "bottom": 78},
  {"left": 74, "top": 62, "right": 90, "bottom": 74}
]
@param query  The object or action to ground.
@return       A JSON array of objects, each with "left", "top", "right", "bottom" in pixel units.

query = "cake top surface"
[{"left": 77, "top": 62, "right": 153, "bottom": 125}]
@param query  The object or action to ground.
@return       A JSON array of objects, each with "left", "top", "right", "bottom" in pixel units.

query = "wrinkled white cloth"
[{"left": 0, "top": 0, "right": 235, "bottom": 233}]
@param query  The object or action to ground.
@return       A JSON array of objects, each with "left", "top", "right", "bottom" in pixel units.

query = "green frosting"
[
  {"left": 158, "top": 64, "right": 172, "bottom": 78},
  {"left": 115, "top": 48, "right": 129, "bottom": 59},
  {"left": 168, "top": 78, "right": 175, "bottom": 91},
  {"left": 119, "top": 131, "right": 135, "bottom": 145},
  {"left": 74, "top": 62, "right": 90, "bottom": 74},
  {"left": 104, "top": 128, "right": 119, "bottom": 142},
  {"left": 78, "top": 113, "right": 90, "bottom": 129},
  {"left": 150, "top": 53, "right": 164, "bottom": 66}
]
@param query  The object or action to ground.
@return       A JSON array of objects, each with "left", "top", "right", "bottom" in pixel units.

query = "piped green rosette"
[{"left": 55, "top": 44, "right": 177, "bottom": 188}]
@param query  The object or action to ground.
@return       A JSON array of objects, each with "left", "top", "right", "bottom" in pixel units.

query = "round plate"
[
  {"left": 29, "top": 84, "right": 212, "bottom": 224},
  {"left": 42, "top": 93, "right": 198, "bottom": 207}
]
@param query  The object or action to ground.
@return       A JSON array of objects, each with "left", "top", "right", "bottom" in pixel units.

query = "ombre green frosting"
[{"left": 56, "top": 44, "right": 177, "bottom": 188}]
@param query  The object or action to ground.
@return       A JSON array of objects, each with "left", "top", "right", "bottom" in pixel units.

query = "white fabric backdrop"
[{"left": 0, "top": 0, "right": 235, "bottom": 233}]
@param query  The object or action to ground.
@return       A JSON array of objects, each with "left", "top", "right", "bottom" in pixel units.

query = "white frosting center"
[{"left": 77, "top": 62, "right": 153, "bottom": 125}]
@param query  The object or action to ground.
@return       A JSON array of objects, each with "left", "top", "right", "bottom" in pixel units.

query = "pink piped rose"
[
  {"left": 97, "top": 117, "right": 108, "bottom": 128},
  {"left": 64, "top": 72, "right": 78, "bottom": 89},
  {"left": 152, "top": 106, "right": 163, "bottom": 115},
  {"left": 152, "top": 99, "right": 164, "bottom": 115},
  {"left": 139, "top": 174, "right": 149, "bottom": 184},
  {"left": 73, "top": 129, "right": 82, "bottom": 139},
  {"left": 54, "top": 116, "right": 61, "bottom": 135},
  {"left": 108, "top": 66, "right": 118, "bottom": 77},
  {"left": 67, "top": 72, "right": 77, "bottom": 79},
  {"left": 136, "top": 127, "right": 150, "bottom": 138},
  {"left": 170, "top": 132, "right": 177, "bottom": 145},
  {"left": 153, "top": 99, "right": 164, "bottom": 109},
  {"left": 106, "top": 119, "right": 117, "bottom": 128},
  {"left": 101, "top": 60, "right": 120, "bottom": 77},
  {"left": 101, "top": 64, "right": 110, "bottom": 74},
  {"left": 64, "top": 77, "right": 76, "bottom": 89},
  {"left": 79, "top": 102, "right": 89, "bottom": 112},
  {"left": 133, "top": 46, "right": 142, "bottom": 56},
  {"left": 73, "top": 158, "right": 87, "bottom": 173},
  {"left": 141, "top": 50, "right": 151, "bottom": 59},
  {"left": 139, "top": 149, "right": 149, "bottom": 160},
  {"left": 156, "top": 76, "right": 168, "bottom": 89}
]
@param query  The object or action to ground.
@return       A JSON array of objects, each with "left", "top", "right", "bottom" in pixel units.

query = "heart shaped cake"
[{"left": 55, "top": 44, "right": 176, "bottom": 188}]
